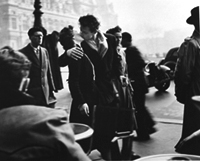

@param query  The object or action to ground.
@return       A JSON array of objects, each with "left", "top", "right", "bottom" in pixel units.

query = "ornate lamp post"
[{"left": 33, "top": 0, "right": 43, "bottom": 27}]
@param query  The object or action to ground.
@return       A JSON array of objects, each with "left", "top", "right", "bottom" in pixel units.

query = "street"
[{"left": 146, "top": 80, "right": 184, "bottom": 123}]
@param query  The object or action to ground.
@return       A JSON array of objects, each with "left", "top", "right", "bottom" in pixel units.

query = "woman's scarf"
[{"left": 86, "top": 31, "right": 108, "bottom": 58}]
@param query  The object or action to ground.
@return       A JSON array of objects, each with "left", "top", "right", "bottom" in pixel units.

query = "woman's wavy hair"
[
  {"left": 79, "top": 14, "right": 100, "bottom": 33},
  {"left": 59, "top": 25, "right": 76, "bottom": 50}
]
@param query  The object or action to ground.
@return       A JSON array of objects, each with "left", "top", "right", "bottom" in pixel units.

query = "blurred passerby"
[
  {"left": 175, "top": 6, "right": 200, "bottom": 154},
  {"left": 122, "top": 32, "right": 157, "bottom": 140},
  {"left": 19, "top": 27, "right": 56, "bottom": 107}
]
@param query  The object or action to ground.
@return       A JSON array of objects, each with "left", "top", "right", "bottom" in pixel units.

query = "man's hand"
[
  {"left": 67, "top": 46, "right": 84, "bottom": 60},
  {"left": 78, "top": 103, "right": 90, "bottom": 117}
]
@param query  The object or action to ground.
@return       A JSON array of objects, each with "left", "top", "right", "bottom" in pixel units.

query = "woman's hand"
[{"left": 78, "top": 103, "right": 90, "bottom": 117}]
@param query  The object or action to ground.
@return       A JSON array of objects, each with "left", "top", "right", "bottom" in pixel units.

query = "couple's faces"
[
  {"left": 60, "top": 36, "right": 75, "bottom": 50},
  {"left": 80, "top": 26, "right": 95, "bottom": 41}
]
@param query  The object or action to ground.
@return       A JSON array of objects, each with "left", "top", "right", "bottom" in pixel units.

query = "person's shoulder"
[
  {"left": 19, "top": 44, "right": 30, "bottom": 52},
  {"left": 0, "top": 105, "right": 68, "bottom": 122},
  {"left": 183, "top": 36, "right": 199, "bottom": 48},
  {"left": 126, "top": 45, "right": 139, "bottom": 52},
  {"left": 40, "top": 46, "right": 48, "bottom": 52}
]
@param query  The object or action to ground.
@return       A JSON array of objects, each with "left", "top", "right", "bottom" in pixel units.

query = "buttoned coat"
[{"left": 19, "top": 44, "right": 56, "bottom": 106}]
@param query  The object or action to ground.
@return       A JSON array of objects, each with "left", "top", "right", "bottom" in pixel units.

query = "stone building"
[{"left": 0, "top": 0, "right": 117, "bottom": 49}]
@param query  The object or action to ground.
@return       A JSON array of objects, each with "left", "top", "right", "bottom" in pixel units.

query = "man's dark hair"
[
  {"left": 122, "top": 32, "right": 132, "bottom": 42},
  {"left": 28, "top": 27, "right": 44, "bottom": 37},
  {"left": 106, "top": 26, "right": 122, "bottom": 35},
  {"left": 79, "top": 14, "right": 100, "bottom": 33}
]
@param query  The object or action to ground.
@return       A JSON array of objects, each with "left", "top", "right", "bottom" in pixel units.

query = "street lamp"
[{"left": 33, "top": 0, "right": 43, "bottom": 27}]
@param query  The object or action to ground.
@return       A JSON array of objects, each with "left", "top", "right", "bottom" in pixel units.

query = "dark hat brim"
[
  {"left": 186, "top": 6, "right": 199, "bottom": 25},
  {"left": 186, "top": 16, "right": 194, "bottom": 24}
]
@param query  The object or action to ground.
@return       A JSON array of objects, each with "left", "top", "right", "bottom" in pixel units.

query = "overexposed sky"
[{"left": 110, "top": 0, "right": 199, "bottom": 40}]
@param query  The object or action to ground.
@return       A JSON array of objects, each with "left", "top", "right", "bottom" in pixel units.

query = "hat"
[
  {"left": 28, "top": 27, "right": 44, "bottom": 37},
  {"left": 186, "top": 6, "right": 199, "bottom": 25}
]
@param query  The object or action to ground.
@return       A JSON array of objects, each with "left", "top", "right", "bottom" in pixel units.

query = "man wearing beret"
[{"left": 19, "top": 27, "right": 56, "bottom": 107}]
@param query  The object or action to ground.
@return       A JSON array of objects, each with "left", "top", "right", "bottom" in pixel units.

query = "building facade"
[{"left": 0, "top": 0, "right": 117, "bottom": 49}]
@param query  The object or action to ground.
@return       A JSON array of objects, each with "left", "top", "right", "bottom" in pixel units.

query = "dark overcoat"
[
  {"left": 19, "top": 44, "right": 56, "bottom": 106},
  {"left": 81, "top": 34, "right": 123, "bottom": 105},
  {"left": 59, "top": 51, "right": 97, "bottom": 126},
  {"left": 125, "top": 45, "right": 148, "bottom": 94},
  {"left": 175, "top": 30, "right": 200, "bottom": 146}
]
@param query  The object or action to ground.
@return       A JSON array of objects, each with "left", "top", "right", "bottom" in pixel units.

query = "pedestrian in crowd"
[
  {"left": 0, "top": 46, "right": 91, "bottom": 161},
  {"left": 58, "top": 25, "right": 98, "bottom": 127},
  {"left": 106, "top": 26, "right": 127, "bottom": 77},
  {"left": 121, "top": 32, "right": 157, "bottom": 140},
  {"left": 19, "top": 27, "right": 56, "bottom": 108},
  {"left": 174, "top": 6, "right": 200, "bottom": 154},
  {"left": 106, "top": 26, "right": 140, "bottom": 160}
]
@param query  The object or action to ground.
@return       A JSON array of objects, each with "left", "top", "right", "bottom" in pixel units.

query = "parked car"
[
  {"left": 158, "top": 47, "right": 179, "bottom": 79},
  {"left": 144, "top": 61, "right": 171, "bottom": 92}
]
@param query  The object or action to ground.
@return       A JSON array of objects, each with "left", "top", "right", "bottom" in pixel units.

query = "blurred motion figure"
[{"left": 121, "top": 32, "right": 156, "bottom": 140}]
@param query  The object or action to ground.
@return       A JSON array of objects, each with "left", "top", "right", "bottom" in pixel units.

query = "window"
[{"left": 11, "top": 17, "right": 17, "bottom": 30}]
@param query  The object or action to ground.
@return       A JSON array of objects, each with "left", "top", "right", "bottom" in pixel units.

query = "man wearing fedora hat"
[{"left": 174, "top": 6, "right": 200, "bottom": 155}]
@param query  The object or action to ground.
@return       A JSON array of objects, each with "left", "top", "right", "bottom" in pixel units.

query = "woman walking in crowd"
[{"left": 106, "top": 26, "right": 140, "bottom": 160}]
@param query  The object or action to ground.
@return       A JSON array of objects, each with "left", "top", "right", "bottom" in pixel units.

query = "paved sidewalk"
[{"left": 132, "top": 120, "right": 182, "bottom": 157}]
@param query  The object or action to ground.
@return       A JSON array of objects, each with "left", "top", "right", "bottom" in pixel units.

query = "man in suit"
[
  {"left": 19, "top": 27, "right": 56, "bottom": 107},
  {"left": 0, "top": 46, "right": 92, "bottom": 161}
]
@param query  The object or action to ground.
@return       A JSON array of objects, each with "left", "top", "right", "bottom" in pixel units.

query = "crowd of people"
[{"left": 0, "top": 5, "right": 199, "bottom": 161}]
